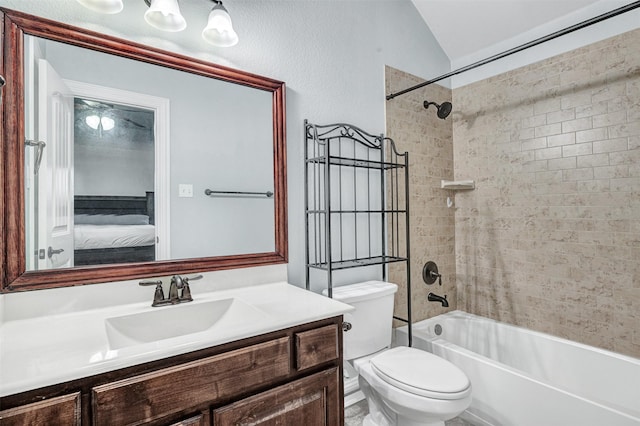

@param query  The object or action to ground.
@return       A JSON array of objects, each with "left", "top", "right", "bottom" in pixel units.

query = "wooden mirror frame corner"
[{"left": 0, "top": 8, "right": 287, "bottom": 292}]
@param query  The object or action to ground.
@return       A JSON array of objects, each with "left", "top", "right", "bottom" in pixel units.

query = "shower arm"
[{"left": 386, "top": 1, "right": 640, "bottom": 101}]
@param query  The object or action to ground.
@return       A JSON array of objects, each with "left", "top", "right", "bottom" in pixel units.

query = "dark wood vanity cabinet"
[
  {"left": 0, "top": 317, "right": 343, "bottom": 426},
  {"left": 0, "top": 392, "right": 81, "bottom": 425}
]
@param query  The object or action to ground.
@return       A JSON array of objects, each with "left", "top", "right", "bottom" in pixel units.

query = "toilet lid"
[{"left": 370, "top": 346, "right": 471, "bottom": 400}]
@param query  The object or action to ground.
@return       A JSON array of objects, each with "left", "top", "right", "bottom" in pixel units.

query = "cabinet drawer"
[
  {"left": 0, "top": 392, "right": 81, "bottom": 426},
  {"left": 92, "top": 336, "right": 290, "bottom": 425},
  {"left": 295, "top": 324, "right": 339, "bottom": 371}
]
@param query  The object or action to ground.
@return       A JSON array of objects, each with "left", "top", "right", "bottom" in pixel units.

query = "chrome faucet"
[{"left": 139, "top": 274, "right": 203, "bottom": 307}]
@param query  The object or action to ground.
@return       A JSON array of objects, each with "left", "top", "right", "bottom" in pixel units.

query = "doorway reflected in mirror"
[{"left": 72, "top": 98, "right": 157, "bottom": 267}]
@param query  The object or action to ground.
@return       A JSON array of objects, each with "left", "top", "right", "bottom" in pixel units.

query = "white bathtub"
[{"left": 396, "top": 310, "right": 640, "bottom": 426}]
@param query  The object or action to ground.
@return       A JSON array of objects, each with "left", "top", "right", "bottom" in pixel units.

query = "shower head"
[{"left": 423, "top": 100, "right": 452, "bottom": 119}]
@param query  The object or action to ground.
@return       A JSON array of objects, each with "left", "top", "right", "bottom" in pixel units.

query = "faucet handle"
[
  {"left": 184, "top": 274, "right": 203, "bottom": 283},
  {"left": 423, "top": 261, "right": 441, "bottom": 285},
  {"left": 139, "top": 280, "right": 167, "bottom": 306},
  {"left": 178, "top": 275, "right": 202, "bottom": 303},
  {"left": 139, "top": 279, "right": 163, "bottom": 287}
]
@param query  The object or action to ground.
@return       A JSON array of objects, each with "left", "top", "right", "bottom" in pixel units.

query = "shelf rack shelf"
[
  {"left": 306, "top": 155, "right": 406, "bottom": 170},
  {"left": 307, "top": 255, "right": 409, "bottom": 271},
  {"left": 304, "top": 120, "right": 412, "bottom": 345}
]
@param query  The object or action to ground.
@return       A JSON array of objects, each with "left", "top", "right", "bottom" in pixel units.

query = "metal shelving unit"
[{"left": 304, "top": 120, "right": 412, "bottom": 344}]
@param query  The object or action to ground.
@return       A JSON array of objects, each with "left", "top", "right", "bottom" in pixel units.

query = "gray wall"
[{"left": 74, "top": 143, "right": 155, "bottom": 196}]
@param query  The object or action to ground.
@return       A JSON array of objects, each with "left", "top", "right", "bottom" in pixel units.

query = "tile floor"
[{"left": 344, "top": 399, "right": 476, "bottom": 426}]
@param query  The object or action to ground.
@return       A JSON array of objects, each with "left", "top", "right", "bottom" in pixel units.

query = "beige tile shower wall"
[
  {"left": 385, "top": 66, "right": 456, "bottom": 325},
  {"left": 453, "top": 29, "right": 640, "bottom": 357}
]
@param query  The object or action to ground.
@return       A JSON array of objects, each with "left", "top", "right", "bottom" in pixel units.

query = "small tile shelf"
[{"left": 441, "top": 180, "right": 475, "bottom": 190}]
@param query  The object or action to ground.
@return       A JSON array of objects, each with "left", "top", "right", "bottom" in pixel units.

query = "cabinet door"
[
  {"left": 213, "top": 368, "right": 341, "bottom": 426},
  {"left": 0, "top": 392, "right": 81, "bottom": 426}
]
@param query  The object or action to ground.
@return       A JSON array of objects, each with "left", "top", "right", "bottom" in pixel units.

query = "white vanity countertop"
[{"left": 0, "top": 281, "right": 353, "bottom": 397}]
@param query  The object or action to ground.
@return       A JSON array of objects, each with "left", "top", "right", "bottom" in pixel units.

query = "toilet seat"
[{"left": 370, "top": 346, "right": 471, "bottom": 400}]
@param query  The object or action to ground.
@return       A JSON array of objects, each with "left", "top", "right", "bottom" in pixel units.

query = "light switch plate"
[{"left": 178, "top": 184, "right": 193, "bottom": 198}]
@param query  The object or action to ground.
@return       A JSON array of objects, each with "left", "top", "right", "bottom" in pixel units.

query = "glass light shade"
[
  {"left": 85, "top": 115, "right": 115, "bottom": 131},
  {"left": 144, "top": 0, "right": 187, "bottom": 32},
  {"left": 75, "top": 0, "right": 123, "bottom": 14},
  {"left": 100, "top": 117, "right": 115, "bottom": 131},
  {"left": 85, "top": 115, "right": 100, "bottom": 129},
  {"left": 202, "top": 4, "right": 238, "bottom": 47}
]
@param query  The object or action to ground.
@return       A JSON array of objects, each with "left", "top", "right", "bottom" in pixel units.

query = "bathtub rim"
[
  {"left": 406, "top": 310, "right": 640, "bottom": 365},
  {"left": 395, "top": 310, "right": 640, "bottom": 422}
]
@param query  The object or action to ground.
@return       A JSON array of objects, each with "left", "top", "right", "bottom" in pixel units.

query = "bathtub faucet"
[{"left": 428, "top": 292, "right": 449, "bottom": 307}]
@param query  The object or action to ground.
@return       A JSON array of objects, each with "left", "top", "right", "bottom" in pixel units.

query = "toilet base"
[
  {"left": 356, "top": 352, "right": 471, "bottom": 426},
  {"left": 360, "top": 382, "right": 446, "bottom": 426}
]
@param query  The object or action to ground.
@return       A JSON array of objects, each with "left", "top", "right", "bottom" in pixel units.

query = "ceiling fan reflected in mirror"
[
  {"left": 85, "top": 114, "right": 115, "bottom": 131},
  {"left": 74, "top": 98, "right": 152, "bottom": 137}
]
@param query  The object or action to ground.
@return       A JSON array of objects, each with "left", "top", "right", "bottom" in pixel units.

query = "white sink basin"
[{"left": 105, "top": 298, "right": 265, "bottom": 350}]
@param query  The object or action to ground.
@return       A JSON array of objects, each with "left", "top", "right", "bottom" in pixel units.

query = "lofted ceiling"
[{"left": 411, "top": 0, "right": 630, "bottom": 66}]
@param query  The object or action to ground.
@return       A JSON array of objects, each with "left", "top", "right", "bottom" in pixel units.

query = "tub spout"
[{"left": 428, "top": 292, "right": 449, "bottom": 307}]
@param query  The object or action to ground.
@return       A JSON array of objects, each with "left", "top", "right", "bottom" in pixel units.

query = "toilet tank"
[{"left": 324, "top": 281, "right": 398, "bottom": 361}]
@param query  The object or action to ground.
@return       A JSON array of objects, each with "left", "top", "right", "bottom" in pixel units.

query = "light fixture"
[
  {"left": 86, "top": 115, "right": 115, "bottom": 137},
  {"left": 144, "top": 0, "right": 187, "bottom": 32},
  {"left": 75, "top": 0, "right": 123, "bottom": 14},
  {"left": 75, "top": 0, "right": 239, "bottom": 47},
  {"left": 202, "top": 1, "right": 238, "bottom": 47}
]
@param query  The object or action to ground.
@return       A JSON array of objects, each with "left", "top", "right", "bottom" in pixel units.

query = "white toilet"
[{"left": 329, "top": 281, "right": 472, "bottom": 426}]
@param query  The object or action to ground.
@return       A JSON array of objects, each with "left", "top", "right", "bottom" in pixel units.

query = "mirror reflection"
[
  {"left": 24, "top": 35, "right": 276, "bottom": 272},
  {"left": 73, "top": 99, "right": 156, "bottom": 267}
]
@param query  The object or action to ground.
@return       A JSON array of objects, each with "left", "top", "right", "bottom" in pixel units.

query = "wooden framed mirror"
[{"left": 0, "top": 8, "right": 287, "bottom": 292}]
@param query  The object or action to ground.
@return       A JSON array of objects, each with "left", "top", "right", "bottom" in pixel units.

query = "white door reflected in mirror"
[{"left": 36, "top": 59, "right": 74, "bottom": 270}]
